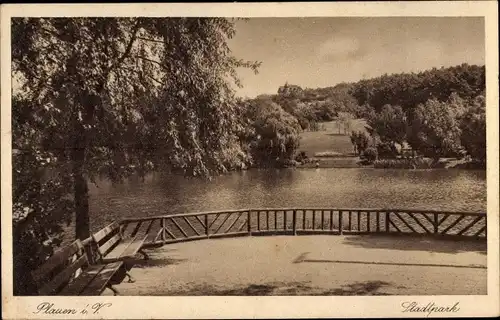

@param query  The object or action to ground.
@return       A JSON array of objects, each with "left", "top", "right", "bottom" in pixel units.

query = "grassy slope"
[{"left": 299, "top": 119, "right": 368, "bottom": 157}]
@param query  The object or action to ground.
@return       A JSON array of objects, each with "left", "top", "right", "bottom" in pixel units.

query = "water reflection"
[{"left": 88, "top": 168, "right": 486, "bottom": 231}]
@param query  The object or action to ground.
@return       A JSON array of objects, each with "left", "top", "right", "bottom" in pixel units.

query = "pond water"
[{"left": 88, "top": 168, "right": 486, "bottom": 231}]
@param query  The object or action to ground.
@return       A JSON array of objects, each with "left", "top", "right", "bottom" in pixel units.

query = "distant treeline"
[
  {"left": 240, "top": 63, "right": 486, "bottom": 167},
  {"left": 350, "top": 64, "right": 486, "bottom": 164},
  {"left": 351, "top": 64, "right": 485, "bottom": 114}
]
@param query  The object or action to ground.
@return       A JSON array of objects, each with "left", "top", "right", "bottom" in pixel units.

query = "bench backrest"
[
  {"left": 92, "top": 222, "right": 122, "bottom": 258},
  {"left": 31, "top": 239, "right": 89, "bottom": 295}
]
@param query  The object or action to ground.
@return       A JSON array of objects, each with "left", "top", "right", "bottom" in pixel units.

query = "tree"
[
  {"left": 12, "top": 17, "right": 259, "bottom": 294},
  {"left": 350, "top": 131, "right": 358, "bottom": 155},
  {"left": 460, "top": 94, "right": 486, "bottom": 163},
  {"left": 241, "top": 97, "right": 301, "bottom": 167},
  {"left": 349, "top": 130, "right": 370, "bottom": 155},
  {"left": 338, "top": 112, "right": 354, "bottom": 135},
  {"left": 277, "top": 82, "right": 304, "bottom": 99},
  {"left": 350, "top": 64, "right": 485, "bottom": 115},
  {"left": 365, "top": 104, "right": 407, "bottom": 154},
  {"left": 407, "top": 95, "right": 465, "bottom": 160}
]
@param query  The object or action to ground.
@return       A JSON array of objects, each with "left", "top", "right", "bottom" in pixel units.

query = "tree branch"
[
  {"left": 135, "top": 55, "right": 168, "bottom": 69},
  {"left": 137, "top": 36, "right": 165, "bottom": 44},
  {"left": 118, "top": 65, "right": 166, "bottom": 87},
  {"left": 106, "top": 20, "right": 142, "bottom": 75}
]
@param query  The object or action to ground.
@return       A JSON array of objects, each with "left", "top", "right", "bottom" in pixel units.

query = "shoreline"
[
  {"left": 295, "top": 165, "right": 486, "bottom": 170},
  {"left": 292, "top": 158, "right": 485, "bottom": 170}
]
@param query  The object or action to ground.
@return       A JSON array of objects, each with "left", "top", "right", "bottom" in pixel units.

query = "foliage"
[
  {"left": 348, "top": 62, "right": 485, "bottom": 163},
  {"left": 239, "top": 97, "right": 302, "bottom": 167},
  {"left": 294, "top": 151, "right": 308, "bottom": 163},
  {"left": 273, "top": 82, "right": 361, "bottom": 128},
  {"left": 365, "top": 104, "right": 407, "bottom": 147},
  {"left": 314, "top": 151, "right": 343, "bottom": 157},
  {"left": 337, "top": 112, "right": 354, "bottom": 134},
  {"left": 407, "top": 94, "right": 466, "bottom": 159},
  {"left": 12, "top": 17, "right": 259, "bottom": 294},
  {"left": 350, "top": 64, "right": 485, "bottom": 114},
  {"left": 361, "top": 147, "right": 378, "bottom": 163},
  {"left": 376, "top": 142, "right": 399, "bottom": 159},
  {"left": 460, "top": 94, "right": 486, "bottom": 163},
  {"left": 12, "top": 149, "right": 73, "bottom": 295},
  {"left": 349, "top": 131, "right": 370, "bottom": 155},
  {"left": 373, "top": 158, "right": 434, "bottom": 169},
  {"left": 277, "top": 82, "right": 304, "bottom": 98}
]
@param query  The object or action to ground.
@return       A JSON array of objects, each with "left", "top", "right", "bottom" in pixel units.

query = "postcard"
[{"left": 1, "top": 1, "right": 499, "bottom": 319}]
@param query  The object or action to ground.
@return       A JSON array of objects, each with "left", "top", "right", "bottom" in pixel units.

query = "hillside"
[{"left": 299, "top": 119, "right": 367, "bottom": 157}]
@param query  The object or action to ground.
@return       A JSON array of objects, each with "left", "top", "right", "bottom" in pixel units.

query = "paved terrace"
[{"left": 103, "top": 235, "right": 486, "bottom": 296}]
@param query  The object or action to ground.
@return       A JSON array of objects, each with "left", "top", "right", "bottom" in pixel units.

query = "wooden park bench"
[
  {"left": 31, "top": 239, "right": 124, "bottom": 296},
  {"left": 91, "top": 222, "right": 149, "bottom": 282}
]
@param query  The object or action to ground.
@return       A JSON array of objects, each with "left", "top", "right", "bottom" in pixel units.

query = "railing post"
[
  {"left": 385, "top": 212, "right": 390, "bottom": 233},
  {"left": 284, "top": 211, "right": 288, "bottom": 231},
  {"left": 292, "top": 210, "right": 297, "bottom": 235},
  {"left": 247, "top": 211, "right": 252, "bottom": 236},
  {"left": 266, "top": 211, "right": 270, "bottom": 231},
  {"left": 312, "top": 210, "right": 316, "bottom": 230},
  {"left": 433, "top": 213, "right": 439, "bottom": 234},
  {"left": 367, "top": 212, "right": 371, "bottom": 233},
  {"left": 357, "top": 210, "right": 361, "bottom": 231},
  {"left": 205, "top": 214, "right": 209, "bottom": 238},
  {"left": 321, "top": 210, "right": 325, "bottom": 230},
  {"left": 330, "top": 210, "right": 334, "bottom": 230},
  {"left": 339, "top": 211, "right": 343, "bottom": 235},
  {"left": 161, "top": 218, "right": 166, "bottom": 243},
  {"left": 257, "top": 211, "right": 261, "bottom": 232}
]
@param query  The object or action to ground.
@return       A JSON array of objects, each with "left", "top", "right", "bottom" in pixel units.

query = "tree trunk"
[
  {"left": 70, "top": 89, "right": 98, "bottom": 241},
  {"left": 72, "top": 147, "right": 90, "bottom": 240}
]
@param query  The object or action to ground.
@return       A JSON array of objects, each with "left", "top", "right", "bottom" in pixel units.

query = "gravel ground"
[{"left": 104, "top": 235, "right": 487, "bottom": 296}]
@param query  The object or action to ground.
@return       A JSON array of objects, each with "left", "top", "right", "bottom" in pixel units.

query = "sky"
[{"left": 228, "top": 17, "right": 485, "bottom": 98}]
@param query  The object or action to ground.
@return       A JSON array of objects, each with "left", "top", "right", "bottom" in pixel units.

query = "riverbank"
[
  {"left": 297, "top": 157, "right": 360, "bottom": 168},
  {"left": 295, "top": 157, "right": 485, "bottom": 170},
  {"left": 296, "top": 119, "right": 485, "bottom": 170}
]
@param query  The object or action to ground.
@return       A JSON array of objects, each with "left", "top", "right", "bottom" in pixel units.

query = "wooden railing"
[{"left": 117, "top": 208, "right": 487, "bottom": 247}]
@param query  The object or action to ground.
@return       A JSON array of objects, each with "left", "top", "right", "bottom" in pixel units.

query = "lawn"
[{"left": 299, "top": 119, "right": 368, "bottom": 157}]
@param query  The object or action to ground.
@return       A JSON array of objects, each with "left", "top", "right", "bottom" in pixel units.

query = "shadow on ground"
[
  {"left": 321, "top": 280, "right": 396, "bottom": 295},
  {"left": 326, "top": 133, "right": 349, "bottom": 137},
  {"left": 341, "top": 235, "right": 487, "bottom": 255},
  {"left": 157, "top": 280, "right": 397, "bottom": 296},
  {"left": 127, "top": 249, "right": 187, "bottom": 268}
]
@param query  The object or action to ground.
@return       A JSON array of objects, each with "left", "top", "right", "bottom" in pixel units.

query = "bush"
[
  {"left": 308, "top": 121, "right": 320, "bottom": 132},
  {"left": 349, "top": 130, "right": 370, "bottom": 155},
  {"left": 314, "top": 151, "right": 343, "bottom": 157},
  {"left": 373, "top": 158, "right": 434, "bottom": 169},
  {"left": 376, "top": 142, "right": 398, "bottom": 159},
  {"left": 361, "top": 147, "right": 378, "bottom": 163},
  {"left": 295, "top": 151, "right": 308, "bottom": 163}
]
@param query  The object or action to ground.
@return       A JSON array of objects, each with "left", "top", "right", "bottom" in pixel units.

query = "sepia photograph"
[{"left": 1, "top": 2, "right": 499, "bottom": 319}]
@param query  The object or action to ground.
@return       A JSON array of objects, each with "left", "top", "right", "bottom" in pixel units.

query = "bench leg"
[
  {"left": 107, "top": 284, "right": 120, "bottom": 296},
  {"left": 126, "top": 271, "right": 136, "bottom": 283},
  {"left": 139, "top": 249, "right": 149, "bottom": 260}
]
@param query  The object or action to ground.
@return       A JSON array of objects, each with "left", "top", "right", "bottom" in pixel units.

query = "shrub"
[
  {"left": 373, "top": 158, "right": 434, "bottom": 169},
  {"left": 376, "top": 142, "right": 398, "bottom": 159},
  {"left": 361, "top": 147, "right": 378, "bottom": 163},
  {"left": 314, "top": 151, "right": 343, "bottom": 157},
  {"left": 295, "top": 151, "right": 308, "bottom": 163},
  {"left": 349, "top": 130, "right": 370, "bottom": 155}
]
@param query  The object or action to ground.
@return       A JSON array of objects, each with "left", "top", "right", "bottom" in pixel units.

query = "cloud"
[{"left": 317, "top": 37, "right": 363, "bottom": 61}]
